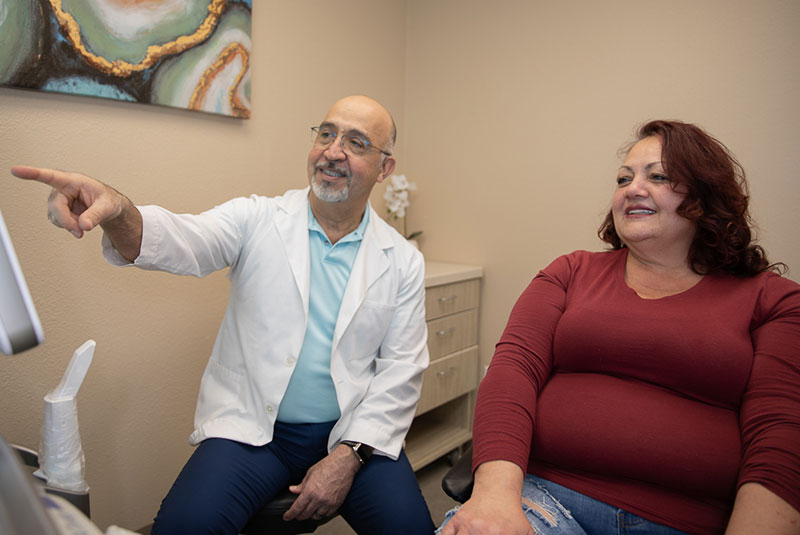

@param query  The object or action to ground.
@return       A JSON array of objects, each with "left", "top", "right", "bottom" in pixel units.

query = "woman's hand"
[
  {"left": 725, "top": 483, "right": 800, "bottom": 535},
  {"left": 441, "top": 460, "right": 534, "bottom": 535},
  {"left": 441, "top": 494, "right": 533, "bottom": 535}
]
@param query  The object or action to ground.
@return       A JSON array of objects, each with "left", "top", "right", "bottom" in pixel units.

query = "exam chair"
[
  {"left": 11, "top": 443, "right": 91, "bottom": 518},
  {"left": 441, "top": 446, "right": 474, "bottom": 504},
  {"left": 240, "top": 488, "right": 337, "bottom": 535}
]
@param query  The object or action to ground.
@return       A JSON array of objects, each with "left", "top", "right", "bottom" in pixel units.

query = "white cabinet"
[{"left": 406, "top": 261, "right": 483, "bottom": 471}]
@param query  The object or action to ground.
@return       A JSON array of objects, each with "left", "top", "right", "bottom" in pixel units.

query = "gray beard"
[{"left": 311, "top": 172, "right": 350, "bottom": 202}]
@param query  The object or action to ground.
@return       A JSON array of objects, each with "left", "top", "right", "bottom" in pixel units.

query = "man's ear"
[{"left": 376, "top": 156, "right": 396, "bottom": 183}]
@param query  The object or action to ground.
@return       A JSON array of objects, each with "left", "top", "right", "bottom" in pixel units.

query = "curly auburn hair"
[{"left": 598, "top": 120, "right": 782, "bottom": 276}]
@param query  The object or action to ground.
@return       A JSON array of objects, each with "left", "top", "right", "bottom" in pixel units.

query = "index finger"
[
  {"left": 283, "top": 486, "right": 315, "bottom": 521},
  {"left": 11, "top": 165, "right": 82, "bottom": 190}
]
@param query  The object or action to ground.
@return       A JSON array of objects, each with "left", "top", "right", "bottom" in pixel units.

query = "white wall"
[{"left": 404, "top": 0, "right": 800, "bottom": 368}]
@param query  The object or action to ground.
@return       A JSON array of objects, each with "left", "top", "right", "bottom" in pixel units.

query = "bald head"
[
  {"left": 307, "top": 95, "right": 398, "bottom": 210},
  {"left": 326, "top": 95, "right": 396, "bottom": 152}
]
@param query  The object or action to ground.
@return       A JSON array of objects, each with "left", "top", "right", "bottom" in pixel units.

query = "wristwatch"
[{"left": 341, "top": 441, "right": 374, "bottom": 465}]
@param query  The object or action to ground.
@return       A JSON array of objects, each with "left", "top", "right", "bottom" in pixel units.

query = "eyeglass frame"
[{"left": 310, "top": 125, "right": 392, "bottom": 158}]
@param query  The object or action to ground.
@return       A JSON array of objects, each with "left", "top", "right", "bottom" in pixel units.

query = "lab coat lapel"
[
  {"left": 275, "top": 190, "right": 311, "bottom": 317},
  {"left": 333, "top": 207, "right": 392, "bottom": 349}
]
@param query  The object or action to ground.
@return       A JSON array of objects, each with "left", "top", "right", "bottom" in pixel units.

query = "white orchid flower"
[
  {"left": 391, "top": 174, "right": 409, "bottom": 189},
  {"left": 384, "top": 174, "right": 422, "bottom": 239}
]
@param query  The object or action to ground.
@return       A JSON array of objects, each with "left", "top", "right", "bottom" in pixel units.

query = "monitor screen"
[{"left": 0, "top": 210, "right": 44, "bottom": 355}]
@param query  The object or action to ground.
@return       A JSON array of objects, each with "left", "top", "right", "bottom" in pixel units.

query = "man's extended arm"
[{"left": 12, "top": 165, "right": 142, "bottom": 262}]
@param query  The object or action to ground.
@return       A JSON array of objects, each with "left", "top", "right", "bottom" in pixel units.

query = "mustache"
[{"left": 315, "top": 162, "right": 350, "bottom": 177}]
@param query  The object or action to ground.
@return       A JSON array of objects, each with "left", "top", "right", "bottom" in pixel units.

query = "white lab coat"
[{"left": 103, "top": 188, "right": 429, "bottom": 459}]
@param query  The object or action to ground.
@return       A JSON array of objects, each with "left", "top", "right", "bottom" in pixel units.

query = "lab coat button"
[
  {"left": 286, "top": 356, "right": 296, "bottom": 366},
  {"left": 266, "top": 405, "right": 275, "bottom": 414}
]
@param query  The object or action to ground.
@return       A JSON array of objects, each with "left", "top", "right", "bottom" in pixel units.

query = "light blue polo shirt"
[{"left": 276, "top": 204, "right": 369, "bottom": 423}]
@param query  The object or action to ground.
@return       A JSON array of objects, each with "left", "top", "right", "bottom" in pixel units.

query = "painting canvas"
[{"left": 0, "top": 0, "right": 252, "bottom": 119}]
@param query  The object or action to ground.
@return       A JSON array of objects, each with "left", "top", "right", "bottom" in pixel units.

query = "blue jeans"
[
  {"left": 437, "top": 474, "right": 688, "bottom": 535},
  {"left": 152, "top": 421, "right": 434, "bottom": 534}
]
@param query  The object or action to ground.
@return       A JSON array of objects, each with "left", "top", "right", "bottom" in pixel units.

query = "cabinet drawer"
[
  {"left": 425, "top": 279, "right": 480, "bottom": 320},
  {"left": 416, "top": 346, "right": 478, "bottom": 416},
  {"left": 427, "top": 309, "right": 478, "bottom": 361}
]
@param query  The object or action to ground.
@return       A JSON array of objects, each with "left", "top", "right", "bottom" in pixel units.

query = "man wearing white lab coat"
[{"left": 13, "top": 95, "right": 435, "bottom": 534}]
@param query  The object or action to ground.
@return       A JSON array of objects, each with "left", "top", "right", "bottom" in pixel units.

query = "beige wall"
[
  {"left": 0, "top": 2, "right": 407, "bottom": 530},
  {"left": 404, "top": 0, "right": 800, "bottom": 371},
  {"left": 1, "top": 0, "right": 798, "bottom": 531}
]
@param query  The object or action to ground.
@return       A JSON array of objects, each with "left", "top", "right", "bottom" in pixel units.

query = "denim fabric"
[
  {"left": 152, "top": 421, "right": 433, "bottom": 535},
  {"left": 339, "top": 448, "right": 434, "bottom": 534},
  {"left": 539, "top": 476, "right": 688, "bottom": 535},
  {"left": 436, "top": 475, "right": 688, "bottom": 535}
]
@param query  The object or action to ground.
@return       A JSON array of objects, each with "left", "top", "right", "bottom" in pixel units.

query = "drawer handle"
[
  {"left": 436, "top": 366, "right": 457, "bottom": 377},
  {"left": 438, "top": 295, "right": 458, "bottom": 304},
  {"left": 435, "top": 327, "right": 456, "bottom": 337}
]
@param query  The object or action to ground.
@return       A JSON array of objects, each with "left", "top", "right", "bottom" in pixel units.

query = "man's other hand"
[{"left": 283, "top": 443, "right": 362, "bottom": 521}]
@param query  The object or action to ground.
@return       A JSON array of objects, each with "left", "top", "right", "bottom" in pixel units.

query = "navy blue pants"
[{"left": 151, "top": 421, "right": 434, "bottom": 534}]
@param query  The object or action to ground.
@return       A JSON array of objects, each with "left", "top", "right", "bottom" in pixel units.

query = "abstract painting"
[{"left": 0, "top": 0, "right": 252, "bottom": 118}]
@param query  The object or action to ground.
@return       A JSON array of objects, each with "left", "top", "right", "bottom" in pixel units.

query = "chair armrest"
[
  {"left": 11, "top": 443, "right": 40, "bottom": 468},
  {"left": 256, "top": 488, "right": 297, "bottom": 516},
  {"left": 241, "top": 488, "right": 333, "bottom": 534},
  {"left": 441, "top": 446, "right": 474, "bottom": 503}
]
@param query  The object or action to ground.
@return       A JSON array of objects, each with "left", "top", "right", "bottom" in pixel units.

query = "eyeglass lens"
[{"left": 312, "top": 127, "right": 373, "bottom": 156}]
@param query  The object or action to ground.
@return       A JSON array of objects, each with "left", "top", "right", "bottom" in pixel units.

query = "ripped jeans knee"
[
  {"left": 437, "top": 475, "right": 690, "bottom": 535},
  {"left": 519, "top": 475, "right": 588, "bottom": 534},
  {"left": 435, "top": 476, "right": 587, "bottom": 535}
]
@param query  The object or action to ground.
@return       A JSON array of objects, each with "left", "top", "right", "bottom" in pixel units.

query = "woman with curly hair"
[{"left": 439, "top": 121, "right": 800, "bottom": 534}]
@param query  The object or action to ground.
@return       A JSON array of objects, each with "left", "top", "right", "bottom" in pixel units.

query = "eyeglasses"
[{"left": 310, "top": 126, "right": 392, "bottom": 157}]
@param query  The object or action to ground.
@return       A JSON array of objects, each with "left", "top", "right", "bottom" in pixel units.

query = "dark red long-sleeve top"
[{"left": 473, "top": 249, "right": 800, "bottom": 534}]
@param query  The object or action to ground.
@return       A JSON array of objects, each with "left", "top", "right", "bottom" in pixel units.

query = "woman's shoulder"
[
  {"left": 532, "top": 249, "right": 624, "bottom": 291},
  {"left": 707, "top": 268, "right": 799, "bottom": 294},
  {"left": 754, "top": 270, "right": 800, "bottom": 317},
  {"left": 704, "top": 269, "right": 800, "bottom": 323},
  {"left": 544, "top": 248, "right": 624, "bottom": 273}
]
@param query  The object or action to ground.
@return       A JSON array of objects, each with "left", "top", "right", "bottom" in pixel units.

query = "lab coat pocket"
[
  {"left": 196, "top": 360, "right": 247, "bottom": 421},
  {"left": 343, "top": 299, "right": 397, "bottom": 362}
]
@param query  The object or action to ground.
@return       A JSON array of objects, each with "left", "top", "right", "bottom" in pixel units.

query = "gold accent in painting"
[
  {"left": 48, "top": 0, "right": 227, "bottom": 78},
  {"left": 190, "top": 42, "right": 250, "bottom": 119}
]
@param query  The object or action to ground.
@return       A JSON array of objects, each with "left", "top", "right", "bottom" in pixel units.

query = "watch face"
[
  {"left": 357, "top": 444, "right": 374, "bottom": 460},
  {"left": 342, "top": 441, "right": 373, "bottom": 463}
]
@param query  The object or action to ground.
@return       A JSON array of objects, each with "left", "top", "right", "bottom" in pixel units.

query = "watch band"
[{"left": 341, "top": 441, "right": 374, "bottom": 464}]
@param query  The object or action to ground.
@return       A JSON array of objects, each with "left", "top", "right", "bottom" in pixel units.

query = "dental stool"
[{"left": 240, "top": 488, "right": 337, "bottom": 535}]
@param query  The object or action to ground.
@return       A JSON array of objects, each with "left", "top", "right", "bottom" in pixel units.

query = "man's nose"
[{"left": 323, "top": 137, "right": 347, "bottom": 160}]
